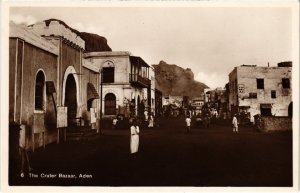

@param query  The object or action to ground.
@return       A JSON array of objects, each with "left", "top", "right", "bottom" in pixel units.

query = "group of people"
[
  {"left": 18, "top": 113, "right": 239, "bottom": 174},
  {"left": 184, "top": 113, "right": 239, "bottom": 133},
  {"left": 129, "top": 112, "right": 157, "bottom": 159}
]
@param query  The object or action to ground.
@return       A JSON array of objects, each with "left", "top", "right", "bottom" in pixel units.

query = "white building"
[
  {"left": 228, "top": 63, "right": 292, "bottom": 123},
  {"left": 83, "top": 51, "right": 151, "bottom": 118}
]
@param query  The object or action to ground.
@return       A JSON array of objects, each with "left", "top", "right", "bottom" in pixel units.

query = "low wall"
[{"left": 255, "top": 116, "right": 292, "bottom": 132}]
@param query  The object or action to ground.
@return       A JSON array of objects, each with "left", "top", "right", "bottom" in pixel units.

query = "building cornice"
[
  {"left": 83, "top": 51, "right": 131, "bottom": 58},
  {"left": 28, "top": 20, "right": 85, "bottom": 49},
  {"left": 9, "top": 22, "right": 59, "bottom": 55}
]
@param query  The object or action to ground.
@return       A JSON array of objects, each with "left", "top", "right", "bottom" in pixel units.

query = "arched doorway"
[
  {"left": 104, "top": 93, "right": 116, "bottom": 115},
  {"left": 65, "top": 74, "right": 77, "bottom": 125}
]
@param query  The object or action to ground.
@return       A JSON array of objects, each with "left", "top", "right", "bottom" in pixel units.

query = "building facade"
[
  {"left": 228, "top": 63, "right": 292, "bottom": 123},
  {"left": 9, "top": 22, "right": 59, "bottom": 149},
  {"left": 191, "top": 96, "right": 205, "bottom": 115},
  {"left": 83, "top": 51, "right": 151, "bottom": 119},
  {"left": 9, "top": 20, "right": 100, "bottom": 150}
]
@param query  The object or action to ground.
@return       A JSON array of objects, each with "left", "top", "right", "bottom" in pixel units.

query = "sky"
[{"left": 9, "top": 6, "right": 293, "bottom": 88}]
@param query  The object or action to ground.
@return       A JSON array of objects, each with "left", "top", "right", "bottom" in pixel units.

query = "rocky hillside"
[
  {"left": 43, "top": 19, "right": 112, "bottom": 52},
  {"left": 153, "top": 61, "right": 209, "bottom": 97},
  {"left": 80, "top": 32, "right": 112, "bottom": 52}
]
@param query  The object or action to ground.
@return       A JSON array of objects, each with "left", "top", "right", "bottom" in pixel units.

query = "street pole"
[{"left": 99, "top": 69, "right": 103, "bottom": 134}]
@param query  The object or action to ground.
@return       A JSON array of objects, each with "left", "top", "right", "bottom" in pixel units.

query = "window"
[
  {"left": 282, "top": 78, "right": 290, "bottom": 89},
  {"left": 238, "top": 84, "right": 245, "bottom": 93},
  {"left": 271, "top": 90, "right": 276, "bottom": 98},
  {"left": 102, "top": 67, "right": 114, "bottom": 83},
  {"left": 256, "top": 79, "right": 264, "bottom": 89},
  {"left": 249, "top": 93, "right": 257, "bottom": 99},
  {"left": 35, "top": 71, "right": 45, "bottom": 110}
]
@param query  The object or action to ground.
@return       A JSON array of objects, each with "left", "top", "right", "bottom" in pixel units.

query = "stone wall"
[{"left": 255, "top": 116, "right": 292, "bottom": 132}]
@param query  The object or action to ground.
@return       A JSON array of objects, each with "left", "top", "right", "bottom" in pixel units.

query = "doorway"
[{"left": 65, "top": 74, "right": 77, "bottom": 125}]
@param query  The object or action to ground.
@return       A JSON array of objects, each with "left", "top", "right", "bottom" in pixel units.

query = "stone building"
[
  {"left": 9, "top": 22, "right": 59, "bottom": 150},
  {"left": 228, "top": 63, "right": 292, "bottom": 123},
  {"left": 83, "top": 51, "right": 151, "bottom": 119},
  {"left": 191, "top": 96, "right": 205, "bottom": 115},
  {"left": 9, "top": 20, "right": 100, "bottom": 150}
]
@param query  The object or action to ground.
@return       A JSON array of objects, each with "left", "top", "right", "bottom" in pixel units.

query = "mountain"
[
  {"left": 153, "top": 61, "right": 209, "bottom": 98},
  {"left": 80, "top": 32, "right": 112, "bottom": 52},
  {"left": 43, "top": 19, "right": 112, "bottom": 52}
]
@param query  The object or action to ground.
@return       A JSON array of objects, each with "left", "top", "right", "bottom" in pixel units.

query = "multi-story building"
[
  {"left": 83, "top": 51, "right": 151, "bottom": 118},
  {"left": 228, "top": 63, "right": 292, "bottom": 123},
  {"left": 162, "top": 96, "right": 183, "bottom": 107},
  {"left": 191, "top": 96, "right": 205, "bottom": 115}
]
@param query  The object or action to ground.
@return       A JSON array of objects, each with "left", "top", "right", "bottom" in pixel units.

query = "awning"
[{"left": 87, "top": 83, "right": 99, "bottom": 101}]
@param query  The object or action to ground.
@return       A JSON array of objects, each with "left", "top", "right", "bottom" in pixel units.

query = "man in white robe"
[
  {"left": 148, "top": 114, "right": 154, "bottom": 128},
  {"left": 130, "top": 119, "right": 140, "bottom": 158},
  {"left": 232, "top": 114, "right": 239, "bottom": 133}
]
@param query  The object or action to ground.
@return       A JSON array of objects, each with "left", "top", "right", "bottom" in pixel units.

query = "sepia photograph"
[{"left": 1, "top": 1, "right": 299, "bottom": 192}]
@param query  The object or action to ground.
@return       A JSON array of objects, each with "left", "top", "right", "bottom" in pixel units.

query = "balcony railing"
[{"left": 129, "top": 74, "right": 150, "bottom": 88}]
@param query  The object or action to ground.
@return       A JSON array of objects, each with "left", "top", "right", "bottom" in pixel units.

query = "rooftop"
[{"left": 9, "top": 21, "right": 59, "bottom": 55}]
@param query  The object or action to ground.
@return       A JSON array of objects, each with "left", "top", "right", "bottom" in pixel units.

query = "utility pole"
[{"left": 99, "top": 68, "right": 103, "bottom": 134}]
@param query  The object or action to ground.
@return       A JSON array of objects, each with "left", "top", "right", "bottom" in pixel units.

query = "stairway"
[{"left": 66, "top": 126, "right": 99, "bottom": 141}]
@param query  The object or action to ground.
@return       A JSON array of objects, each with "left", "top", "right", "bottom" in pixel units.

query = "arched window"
[
  {"left": 35, "top": 71, "right": 45, "bottom": 110},
  {"left": 104, "top": 93, "right": 116, "bottom": 115}
]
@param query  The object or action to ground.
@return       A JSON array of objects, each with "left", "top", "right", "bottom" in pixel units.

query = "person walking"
[
  {"left": 112, "top": 117, "right": 118, "bottom": 129},
  {"left": 232, "top": 114, "right": 239, "bottom": 133},
  {"left": 148, "top": 113, "right": 154, "bottom": 129},
  {"left": 130, "top": 119, "right": 140, "bottom": 158},
  {"left": 185, "top": 115, "right": 192, "bottom": 133}
]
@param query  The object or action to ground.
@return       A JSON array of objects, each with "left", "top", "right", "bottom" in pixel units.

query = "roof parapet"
[
  {"left": 10, "top": 21, "right": 59, "bottom": 55},
  {"left": 28, "top": 20, "right": 85, "bottom": 49}
]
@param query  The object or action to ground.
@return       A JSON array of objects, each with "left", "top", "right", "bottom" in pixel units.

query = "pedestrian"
[
  {"left": 232, "top": 114, "right": 239, "bottom": 133},
  {"left": 112, "top": 117, "right": 118, "bottom": 129},
  {"left": 148, "top": 113, "right": 154, "bottom": 129},
  {"left": 19, "top": 124, "right": 32, "bottom": 176},
  {"left": 130, "top": 118, "right": 140, "bottom": 158},
  {"left": 185, "top": 115, "right": 192, "bottom": 133},
  {"left": 144, "top": 111, "right": 148, "bottom": 127}
]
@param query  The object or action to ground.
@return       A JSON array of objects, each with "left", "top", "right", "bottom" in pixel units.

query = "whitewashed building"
[
  {"left": 228, "top": 63, "right": 292, "bottom": 123},
  {"left": 83, "top": 51, "right": 151, "bottom": 118}
]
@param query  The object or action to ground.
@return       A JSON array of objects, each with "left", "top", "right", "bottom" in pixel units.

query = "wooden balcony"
[{"left": 129, "top": 74, "right": 150, "bottom": 88}]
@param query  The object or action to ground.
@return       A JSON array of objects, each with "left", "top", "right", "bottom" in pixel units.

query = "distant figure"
[
  {"left": 130, "top": 119, "right": 140, "bottom": 158},
  {"left": 232, "top": 114, "right": 239, "bottom": 133},
  {"left": 185, "top": 116, "right": 192, "bottom": 133},
  {"left": 112, "top": 117, "right": 118, "bottom": 129},
  {"left": 19, "top": 124, "right": 32, "bottom": 176},
  {"left": 204, "top": 114, "right": 211, "bottom": 128},
  {"left": 148, "top": 114, "right": 154, "bottom": 129}
]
